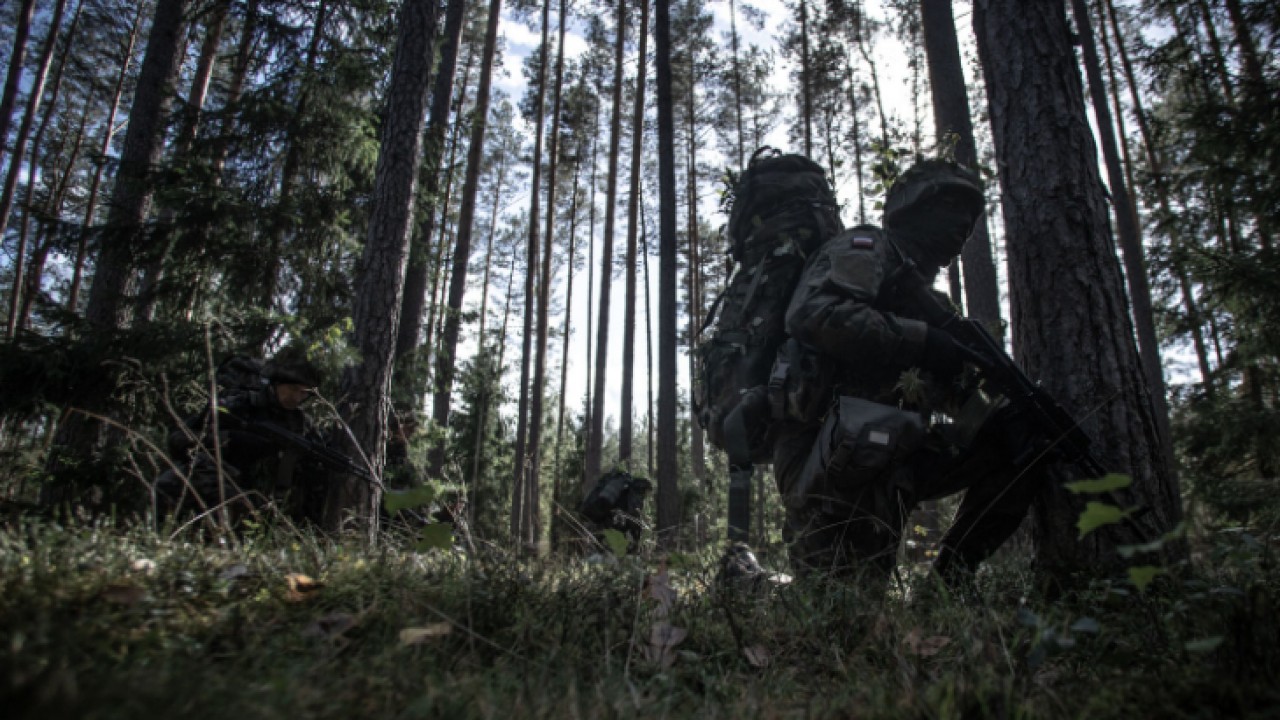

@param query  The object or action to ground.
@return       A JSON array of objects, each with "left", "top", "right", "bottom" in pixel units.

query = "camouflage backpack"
[{"left": 694, "top": 149, "right": 842, "bottom": 540}]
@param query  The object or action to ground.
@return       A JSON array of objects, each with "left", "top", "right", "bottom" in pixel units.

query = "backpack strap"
[{"left": 723, "top": 400, "right": 755, "bottom": 543}]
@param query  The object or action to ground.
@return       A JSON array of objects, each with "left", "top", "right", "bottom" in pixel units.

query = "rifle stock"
[{"left": 243, "top": 420, "right": 373, "bottom": 482}]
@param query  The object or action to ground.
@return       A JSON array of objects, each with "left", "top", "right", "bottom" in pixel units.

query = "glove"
[{"left": 922, "top": 327, "right": 967, "bottom": 379}]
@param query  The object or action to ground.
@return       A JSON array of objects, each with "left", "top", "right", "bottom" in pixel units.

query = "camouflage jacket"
[
  {"left": 785, "top": 224, "right": 955, "bottom": 408},
  {"left": 168, "top": 388, "right": 311, "bottom": 484}
]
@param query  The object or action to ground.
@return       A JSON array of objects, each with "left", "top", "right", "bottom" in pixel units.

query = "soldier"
[
  {"left": 580, "top": 470, "right": 652, "bottom": 553},
  {"left": 775, "top": 159, "right": 1053, "bottom": 587},
  {"left": 157, "top": 346, "right": 325, "bottom": 521}
]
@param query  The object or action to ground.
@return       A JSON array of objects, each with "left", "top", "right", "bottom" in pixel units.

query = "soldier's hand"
[{"left": 922, "top": 327, "right": 966, "bottom": 379}]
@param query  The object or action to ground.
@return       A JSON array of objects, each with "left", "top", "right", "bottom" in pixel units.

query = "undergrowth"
[{"left": 1, "top": 517, "right": 1277, "bottom": 719}]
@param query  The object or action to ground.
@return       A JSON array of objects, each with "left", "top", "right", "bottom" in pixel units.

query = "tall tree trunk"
[
  {"left": 1068, "top": 0, "right": 1173, "bottom": 464},
  {"left": 1222, "top": 0, "right": 1265, "bottom": 94},
  {"left": 521, "top": 0, "right": 569, "bottom": 546},
  {"left": 431, "top": 0, "right": 504, "bottom": 485},
  {"left": 83, "top": 0, "right": 189, "bottom": 332},
  {"left": 396, "top": 0, "right": 469, "bottom": 379},
  {"left": 552, "top": 155, "right": 582, "bottom": 547},
  {"left": 585, "top": 0, "right": 629, "bottom": 490},
  {"left": 322, "top": 0, "right": 440, "bottom": 535},
  {"left": 509, "top": 0, "right": 552, "bottom": 547},
  {"left": 22, "top": 89, "right": 91, "bottom": 330},
  {"left": 798, "top": 0, "right": 813, "bottom": 156},
  {"left": 4, "top": 0, "right": 76, "bottom": 337},
  {"left": 918, "top": 0, "right": 1002, "bottom": 332},
  {"left": 727, "top": 0, "right": 745, "bottom": 168},
  {"left": 0, "top": 0, "right": 37, "bottom": 172},
  {"left": 620, "top": 0, "right": 650, "bottom": 465},
  {"left": 843, "top": 51, "right": 868, "bottom": 225},
  {"left": 653, "top": 0, "right": 680, "bottom": 548},
  {"left": 67, "top": 3, "right": 145, "bottom": 314},
  {"left": 972, "top": 0, "right": 1181, "bottom": 573},
  {"left": 580, "top": 102, "right": 601, "bottom": 496},
  {"left": 1104, "top": 0, "right": 1214, "bottom": 397},
  {"left": 136, "top": 0, "right": 230, "bottom": 323},
  {"left": 684, "top": 53, "right": 705, "bottom": 490}
]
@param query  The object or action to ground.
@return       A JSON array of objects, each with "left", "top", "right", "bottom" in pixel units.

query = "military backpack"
[{"left": 694, "top": 149, "right": 842, "bottom": 540}]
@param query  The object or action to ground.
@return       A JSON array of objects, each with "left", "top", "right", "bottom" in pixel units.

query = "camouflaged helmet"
[
  {"left": 884, "top": 160, "right": 986, "bottom": 268},
  {"left": 261, "top": 345, "right": 323, "bottom": 387}
]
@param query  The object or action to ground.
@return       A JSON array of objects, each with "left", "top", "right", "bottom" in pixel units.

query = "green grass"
[{"left": 1, "top": 517, "right": 1277, "bottom": 719}]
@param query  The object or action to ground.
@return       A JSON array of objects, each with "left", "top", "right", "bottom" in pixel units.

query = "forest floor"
[{"left": 1, "top": 515, "right": 1277, "bottom": 719}]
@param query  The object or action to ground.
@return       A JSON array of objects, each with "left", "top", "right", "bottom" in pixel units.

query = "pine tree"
[
  {"left": 972, "top": 0, "right": 1182, "bottom": 572},
  {"left": 323, "top": 0, "right": 441, "bottom": 533}
]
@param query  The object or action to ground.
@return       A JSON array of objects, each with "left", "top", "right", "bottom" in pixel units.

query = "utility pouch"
[
  {"left": 785, "top": 397, "right": 924, "bottom": 510},
  {"left": 768, "top": 338, "right": 834, "bottom": 425}
]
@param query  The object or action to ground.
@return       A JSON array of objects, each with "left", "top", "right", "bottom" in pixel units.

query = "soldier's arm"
[{"left": 785, "top": 231, "right": 929, "bottom": 368}]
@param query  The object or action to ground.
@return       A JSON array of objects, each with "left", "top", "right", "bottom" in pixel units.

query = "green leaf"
[
  {"left": 1064, "top": 474, "right": 1132, "bottom": 495},
  {"left": 601, "top": 529, "right": 629, "bottom": 557},
  {"left": 415, "top": 523, "right": 453, "bottom": 552},
  {"left": 384, "top": 485, "right": 437, "bottom": 514},
  {"left": 667, "top": 552, "right": 696, "bottom": 571},
  {"left": 1184, "top": 636, "right": 1224, "bottom": 653},
  {"left": 1076, "top": 502, "right": 1133, "bottom": 538},
  {"left": 1128, "top": 565, "right": 1165, "bottom": 593}
]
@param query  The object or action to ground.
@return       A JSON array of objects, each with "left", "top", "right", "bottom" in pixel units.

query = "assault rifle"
[
  {"left": 936, "top": 315, "right": 1109, "bottom": 479},
  {"left": 241, "top": 419, "right": 374, "bottom": 483},
  {"left": 922, "top": 302, "right": 1154, "bottom": 542}
]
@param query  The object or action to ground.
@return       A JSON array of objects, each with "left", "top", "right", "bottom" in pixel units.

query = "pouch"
[{"left": 785, "top": 397, "right": 924, "bottom": 510}]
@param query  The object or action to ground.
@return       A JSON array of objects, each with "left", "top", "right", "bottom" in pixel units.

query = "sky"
[{"left": 466, "top": 0, "right": 946, "bottom": 434}]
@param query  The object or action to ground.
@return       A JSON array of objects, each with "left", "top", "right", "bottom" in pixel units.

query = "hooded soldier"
[
  {"left": 157, "top": 347, "right": 324, "bottom": 521},
  {"left": 773, "top": 159, "right": 1054, "bottom": 587}
]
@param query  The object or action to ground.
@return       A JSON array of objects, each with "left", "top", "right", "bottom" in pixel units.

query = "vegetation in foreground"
[{"left": 2, "top": 516, "right": 1277, "bottom": 719}]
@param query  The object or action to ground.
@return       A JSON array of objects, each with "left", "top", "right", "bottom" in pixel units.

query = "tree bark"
[
  {"left": 918, "top": 0, "right": 1002, "bottom": 332},
  {"left": 431, "top": 0, "right": 504, "bottom": 484},
  {"left": 135, "top": 0, "right": 230, "bottom": 323},
  {"left": 67, "top": 2, "right": 145, "bottom": 314},
  {"left": 620, "top": 0, "right": 649, "bottom": 466},
  {"left": 83, "top": 0, "right": 189, "bottom": 332},
  {"left": 1068, "top": 0, "right": 1173, "bottom": 464},
  {"left": 798, "top": 0, "right": 813, "bottom": 156},
  {"left": 585, "top": 0, "right": 629, "bottom": 491},
  {"left": 654, "top": 0, "right": 680, "bottom": 548},
  {"left": 972, "top": 0, "right": 1181, "bottom": 572},
  {"left": 4, "top": 0, "right": 73, "bottom": 337},
  {"left": 397, "top": 0, "right": 469, "bottom": 372},
  {"left": 0, "top": 0, "right": 37, "bottom": 172},
  {"left": 323, "top": 0, "right": 440, "bottom": 535}
]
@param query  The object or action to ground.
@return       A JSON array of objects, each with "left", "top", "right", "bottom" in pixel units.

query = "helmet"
[
  {"left": 262, "top": 345, "right": 323, "bottom": 387},
  {"left": 884, "top": 160, "right": 986, "bottom": 269}
]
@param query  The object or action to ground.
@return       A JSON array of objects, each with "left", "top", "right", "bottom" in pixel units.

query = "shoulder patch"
[{"left": 850, "top": 233, "right": 876, "bottom": 250}]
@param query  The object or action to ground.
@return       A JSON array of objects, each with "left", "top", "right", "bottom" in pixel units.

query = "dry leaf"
[
  {"left": 743, "top": 644, "right": 771, "bottom": 668},
  {"left": 100, "top": 582, "right": 146, "bottom": 606},
  {"left": 130, "top": 558, "right": 156, "bottom": 574},
  {"left": 303, "top": 612, "right": 358, "bottom": 639},
  {"left": 643, "top": 621, "right": 688, "bottom": 668},
  {"left": 285, "top": 573, "right": 323, "bottom": 602},
  {"left": 903, "top": 628, "right": 951, "bottom": 657},
  {"left": 400, "top": 624, "right": 452, "bottom": 645},
  {"left": 642, "top": 563, "right": 677, "bottom": 619}
]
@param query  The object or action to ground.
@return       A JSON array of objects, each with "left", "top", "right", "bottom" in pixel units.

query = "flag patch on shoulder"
[{"left": 850, "top": 234, "right": 876, "bottom": 249}]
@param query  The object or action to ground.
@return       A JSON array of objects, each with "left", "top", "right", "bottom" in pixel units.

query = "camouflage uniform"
[
  {"left": 157, "top": 352, "right": 322, "bottom": 520},
  {"left": 775, "top": 161, "right": 1058, "bottom": 584}
]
